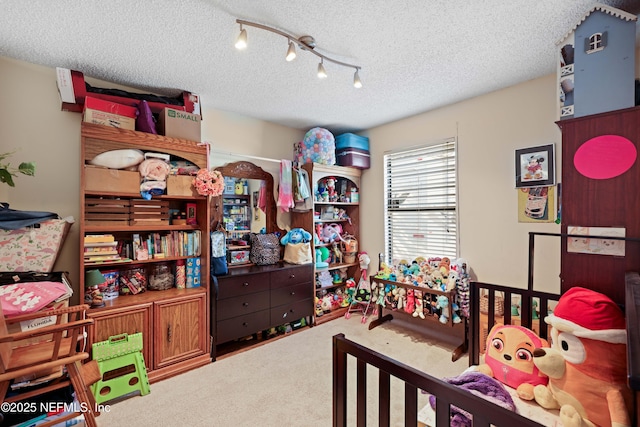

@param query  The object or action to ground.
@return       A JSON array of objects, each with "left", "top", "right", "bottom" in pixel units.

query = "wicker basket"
[
  {"left": 344, "top": 252, "right": 357, "bottom": 264},
  {"left": 341, "top": 235, "right": 358, "bottom": 253},
  {"left": 480, "top": 293, "right": 505, "bottom": 316}
]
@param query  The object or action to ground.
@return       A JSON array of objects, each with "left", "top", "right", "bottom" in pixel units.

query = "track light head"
[
  {"left": 286, "top": 41, "right": 296, "bottom": 62},
  {"left": 235, "top": 26, "right": 247, "bottom": 50},
  {"left": 354, "top": 69, "right": 362, "bottom": 88},
  {"left": 317, "top": 59, "right": 327, "bottom": 79}
]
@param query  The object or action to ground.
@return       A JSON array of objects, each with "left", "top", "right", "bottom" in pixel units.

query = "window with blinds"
[{"left": 384, "top": 139, "right": 457, "bottom": 263}]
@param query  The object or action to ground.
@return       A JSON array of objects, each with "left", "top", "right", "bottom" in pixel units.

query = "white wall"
[{"left": 361, "top": 74, "right": 562, "bottom": 293}]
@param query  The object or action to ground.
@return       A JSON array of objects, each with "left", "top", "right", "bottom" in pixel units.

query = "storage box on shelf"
[
  {"left": 80, "top": 122, "right": 211, "bottom": 382},
  {"left": 335, "top": 133, "right": 370, "bottom": 169},
  {"left": 83, "top": 96, "right": 138, "bottom": 130},
  {"left": 290, "top": 163, "right": 361, "bottom": 324}
]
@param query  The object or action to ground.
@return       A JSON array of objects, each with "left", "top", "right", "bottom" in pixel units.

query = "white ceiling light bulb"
[
  {"left": 317, "top": 59, "right": 327, "bottom": 79},
  {"left": 353, "top": 69, "right": 362, "bottom": 88},
  {"left": 235, "top": 26, "right": 247, "bottom": 50},
  {"left": 286, "top": 41, "right": 296, "bottom": 62}
]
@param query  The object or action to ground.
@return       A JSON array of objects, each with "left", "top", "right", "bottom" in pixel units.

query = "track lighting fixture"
[
  {"left": 235, "top": 24, "right": 247, "bottom": 50},
  {"left": 286, "top": 41, "right": 296, "bottom": 62},
  {"left": 234, "top": 19, "right": 362, "bottom": 88},
  {"left": 353, "top": 68, "right": 362, "bottom": 88},
  {"left": 317, "top": 59, "right": 327, "bottom": 79}
]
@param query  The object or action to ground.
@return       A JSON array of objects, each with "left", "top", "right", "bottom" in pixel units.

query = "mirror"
[{"left": 211, "top": 161, "right": 278, "bottom": 239}]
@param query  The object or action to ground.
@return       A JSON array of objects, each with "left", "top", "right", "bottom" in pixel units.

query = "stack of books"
[{"left": 84, "top": 234, "right": 122, "bottom": 265}]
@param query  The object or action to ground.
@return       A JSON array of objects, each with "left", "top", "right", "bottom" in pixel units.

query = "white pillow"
[{"left": 90, "top": 149, "right": 145, "bottom": 169}]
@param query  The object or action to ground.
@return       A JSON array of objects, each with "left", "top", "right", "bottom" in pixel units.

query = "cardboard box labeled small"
[
  {"left": 85, "top": 165, "right": 140, "bottom": 193},
  {"left": 167, "top": 175, "right": 198, "bottom": 196},
  {"left": 158, "top": 108, "right": 201, "bottom": 141},
  {"left": 83, "top": 96, "right": 137, "bottom": 130}
]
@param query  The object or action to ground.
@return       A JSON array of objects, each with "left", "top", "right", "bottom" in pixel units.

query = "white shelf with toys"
[{"left": 290, "top": 163, "right": 362, "bottom": 325}]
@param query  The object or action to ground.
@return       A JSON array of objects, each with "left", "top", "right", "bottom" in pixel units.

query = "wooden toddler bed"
[{"left": 333, "top": 241, "right": 640, "bottom": 426}]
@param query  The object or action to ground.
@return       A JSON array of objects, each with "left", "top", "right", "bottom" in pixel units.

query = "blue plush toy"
[
  {"left": 280, "top": 227, "right": 312, "bottom": 245},
  {"left": 436, "top": 295, "right": 462, "bottom": 324}
]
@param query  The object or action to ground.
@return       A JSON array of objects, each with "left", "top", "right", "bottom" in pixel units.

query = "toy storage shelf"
[
  {"left": 290, "top": 163, "right": 361, "bottom": 325},
  {"left": 369, "top": 277, "right": 468, "bottom": 362},
  {"left": 80, "top": 122, "right": 211, "bottom": 382}
]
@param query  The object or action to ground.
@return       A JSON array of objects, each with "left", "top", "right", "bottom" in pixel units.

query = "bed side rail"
[
  {"left": 332, "top": 333, "right": 543, "bottom": 427},
  {"left": 469, "top": 281, "right": 560, "bottom": 366}
]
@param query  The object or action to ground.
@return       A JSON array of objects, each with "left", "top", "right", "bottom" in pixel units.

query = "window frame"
[{"left": 383, "top": 138, "right": 459, "bottom": 264}]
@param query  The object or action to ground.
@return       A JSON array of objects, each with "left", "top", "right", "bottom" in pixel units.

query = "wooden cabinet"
[
  {"left": 290, "top": 164, "right": 361, "bottom": 324},
  {"left": 213, "top": 263, "right": 313, "bottom": 354},
  {"left": 80, "top": 123, "right": 211, "bottom": 382},
  {"left": 558, "top": 106, "right": 640, "bottom": 305},
  {"left": 88, "top": 303, "right": 152, "bottom": 370},
  {"left": 155, "top": 292, "right": 207, "bottom": 369}
]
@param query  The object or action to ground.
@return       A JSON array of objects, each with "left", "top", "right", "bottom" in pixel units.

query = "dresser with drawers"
[{"left": 212, "top": 262, "right": 314, "bottom": 356}]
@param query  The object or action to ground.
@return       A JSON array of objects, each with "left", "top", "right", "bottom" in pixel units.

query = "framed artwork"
[
  {"left": 517, "top": 186, "right": 555, "bottom": 223},
  {"left": 515, "top": 144, "right": 555, "bottom": 188},
  {"left": 567, "top": 226, "right": 625, "bottom": 256}
]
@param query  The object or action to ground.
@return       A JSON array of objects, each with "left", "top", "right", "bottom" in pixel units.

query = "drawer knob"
[
  {"left": 243, "top": 302, "right": 249, "bottom": 307},
  {"left": 290, "top": 291, "right": 295, "bottom": 296},
  {"left": 243, "top": 322, "right": 249, "bottom": 327},
  {"left": 289, "top": 274, "right": 295, "bottom": 279},
  {"left": 243, "top": 282, "right": 249, "bottom": 287}
]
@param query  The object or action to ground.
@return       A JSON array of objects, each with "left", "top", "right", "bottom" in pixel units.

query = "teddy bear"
[
  {"left": 532, "top": 287, "right": 632, "bottom": 427},
  {"left": 412, "top": 290, "right": 425, "bottom": 319},
  {"left": 477, "top": 324, "right": 549, "bottom": 401}
]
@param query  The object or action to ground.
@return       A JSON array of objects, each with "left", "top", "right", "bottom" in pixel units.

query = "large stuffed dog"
[{"left": 532, "top": 287, "right": 631, "bottom": 427}]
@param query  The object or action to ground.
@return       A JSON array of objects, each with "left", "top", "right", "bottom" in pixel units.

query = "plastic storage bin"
[
  {"left": 336, "top": 148, "right": 370, "bottom": 169},
  {"left": 335, "top": 133, "right": 370, "bottom": 151}
]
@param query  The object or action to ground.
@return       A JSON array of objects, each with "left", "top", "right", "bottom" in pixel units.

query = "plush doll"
[
  {"left": 396, "top": 287, "right": 407, "bottom": 311},
  {"left": 321, "top": 223, "right": 343, "bottom": 244},
  {"left": 412, "top": 290, "right": 425, "bottom": 319},
  {"left": 325, "top": 177, "right": 337, "bottom": 202},
  {"left": 477, "top": 324, "right": 548, "bottom": 401},
  {"left": 280, "top": 227, "right": 311, "bottom": 245},
  {"left": 435, "top": 295, "right": 461, "bottom": 324},
  {"left": 404, "top": 288, "right": 415, "bottom": 314},
  {"left": 532, "top": 287, "right": 632, "bottom": 427},
  {"left": 438, "top": 257, "right": 451, "bottom": 276}
]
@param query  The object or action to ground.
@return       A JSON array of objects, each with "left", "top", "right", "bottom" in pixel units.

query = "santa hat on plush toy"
[{"left": 545, "top": 286, "right": 626, "bottom": 344}]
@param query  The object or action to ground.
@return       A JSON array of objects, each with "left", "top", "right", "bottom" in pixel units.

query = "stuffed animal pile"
[{"left": 371, "top": 256, "right": 470, "bottom": 322}]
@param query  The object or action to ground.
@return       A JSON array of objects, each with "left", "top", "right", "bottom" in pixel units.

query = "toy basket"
[
  {"left": 344, "top": 252, "right": 357, "bottom": 264},
  {"left": 480, "top": 293, "right": 505, "bottom": 316},
  {"left": 341, "top": 234, "right": 358, "bottom": 253}
]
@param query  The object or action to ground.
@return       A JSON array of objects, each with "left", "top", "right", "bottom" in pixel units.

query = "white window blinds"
[{"left": 384, "top": 139, "right": 458, "bottom": 263}]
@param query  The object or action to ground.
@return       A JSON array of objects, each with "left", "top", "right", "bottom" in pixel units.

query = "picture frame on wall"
[{"left": 515, "top": 144, "right": 555, "bottom": 188}]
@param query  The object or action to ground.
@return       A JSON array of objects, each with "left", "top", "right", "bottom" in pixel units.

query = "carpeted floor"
[{"left": 97, "top": 315, "right": 468, "bottom": 426}]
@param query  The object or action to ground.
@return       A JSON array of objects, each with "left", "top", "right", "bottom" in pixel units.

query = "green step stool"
[{"left": 91, "top": 333, "right": 150, "bottom": 405}]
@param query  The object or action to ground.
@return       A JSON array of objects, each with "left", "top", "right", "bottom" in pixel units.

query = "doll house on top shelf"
[{"left": 557, "top": 3, "right": 637, "bottom": 120}]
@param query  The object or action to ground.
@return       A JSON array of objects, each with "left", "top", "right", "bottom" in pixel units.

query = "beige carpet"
[{"left": 97, "top": 316, "right": 469, "bottom": 427}]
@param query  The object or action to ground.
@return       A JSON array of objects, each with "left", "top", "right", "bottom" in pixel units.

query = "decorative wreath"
[{"left": 192, "top": 169, "right": 224, "bottom": 196}]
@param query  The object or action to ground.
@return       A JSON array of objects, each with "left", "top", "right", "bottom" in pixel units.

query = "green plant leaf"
[
  {"left": 0, "top": 169, "right": 15, "bottom": 187},
  {"left": 18, "top": 162, "right": 36, "bottom": 176}
]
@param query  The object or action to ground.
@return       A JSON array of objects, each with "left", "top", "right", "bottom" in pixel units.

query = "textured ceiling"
[{"left": 1, "top": 1, "right": 639, "bottom": 133}]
